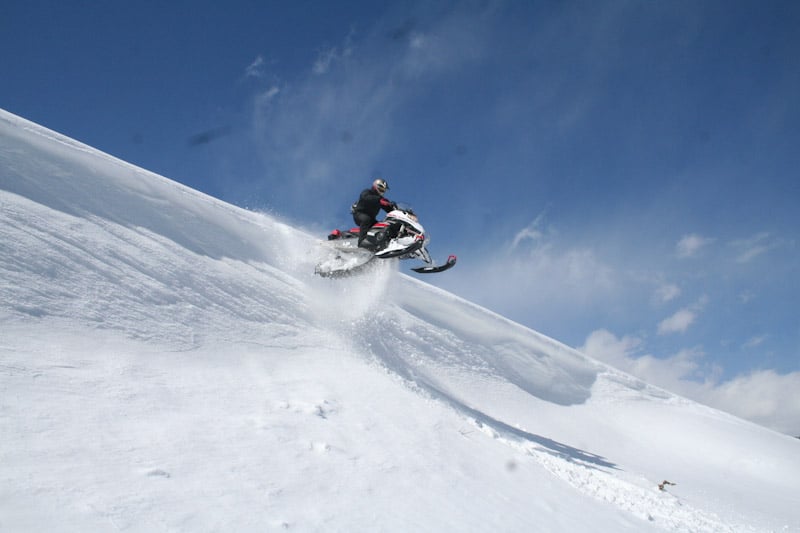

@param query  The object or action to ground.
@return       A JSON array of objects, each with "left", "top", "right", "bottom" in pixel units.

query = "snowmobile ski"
[{"left": 411, "top": 255, "right": 457, "bottom": 274}]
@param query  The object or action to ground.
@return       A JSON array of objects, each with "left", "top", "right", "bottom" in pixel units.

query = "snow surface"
[{"left": 1, "top": 107, "right": 799, "bottom": 532}]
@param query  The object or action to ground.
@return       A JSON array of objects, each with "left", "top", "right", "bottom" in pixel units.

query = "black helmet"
[{"left": 373, "top": 178, "right": 389, "bottom": 195}]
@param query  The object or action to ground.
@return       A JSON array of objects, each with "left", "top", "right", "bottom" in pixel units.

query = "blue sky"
[{"left": 2, "top": 0, "right": 799, "bottom": 433}]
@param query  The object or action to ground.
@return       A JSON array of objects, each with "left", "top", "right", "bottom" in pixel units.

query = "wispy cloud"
[
  {"left": 245, "top": 55, "right": 266, "bottom": 79},
  {"left": 731, "top": 232, "right": 780, "bottom": 263},
  {"left": 742, "top": 334, "right": 767, "bottom": 350},
  {"left": 676, "top": 233, "right": 714, "bottom": 258},
  {"left": 511, "top": 212, "right": 548, "bottom": 249},
  {"left": 655, "top": 283, "right": 681, "bottom": 303},
  {"left": 738, "top": 290, "right": 756, "bottom": 304},
  {"left": 255, "top": 86, "right": 280, "bottom": 107},
  {"left": 312, "top": 34, "right": 354, "bottom": 75}
]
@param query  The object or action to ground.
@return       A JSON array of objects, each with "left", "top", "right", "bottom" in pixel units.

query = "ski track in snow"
[
  {"left": 478, "top": 425, "right": 742, "bottom": 533},
  {"left": 2, "top": 108, "right": 800, "bottom": 532}
]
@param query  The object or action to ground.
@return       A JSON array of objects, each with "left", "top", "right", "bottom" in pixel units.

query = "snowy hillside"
[{"left": 1, "top": 107, "right": 799, "bottom": 532}]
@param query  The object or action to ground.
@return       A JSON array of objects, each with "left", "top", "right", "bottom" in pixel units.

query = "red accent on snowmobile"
[{"left": 344, "top": 221, "right": 388, "bottom": 234}]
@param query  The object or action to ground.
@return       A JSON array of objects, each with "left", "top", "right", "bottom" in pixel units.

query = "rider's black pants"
[{"left": 353, "top": 211, "right": 375, "bottom": 247}]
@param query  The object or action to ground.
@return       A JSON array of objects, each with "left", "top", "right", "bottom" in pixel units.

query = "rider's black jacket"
[{"left": 353, "top": 187, "right": 394, "bottom": 220}]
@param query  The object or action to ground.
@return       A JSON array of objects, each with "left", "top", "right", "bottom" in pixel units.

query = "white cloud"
[
  {"left": 700, "top": 370, "right": 800, "bottom": 436},
  {"left": 253, "top": 86, "right": 281, "bottom": 116},
  {"left": 738, "top": 290, "right": 756, "bottom": 304},
  {"left": 511, "top": 212, "right": 548, "bottom": 249},
  {"left": 676, "top": 233, "right": 713, "bottom": 258},
  {"left": 657, "top": 308, "right": 696, "bottom": 335},
  {"left": 731, "top": 232, "right": 779, "bottom": 263},
  {"left": 579, "top": 329, "right": 643, "bottom": 369},
  {"left": 312, "top": 41, "right": 353, "bottom": 75},
  {"left": 581, "top": 329, "right": 706, "bottom": 383},
  {"left": 655, "top": 283, "right": 681, "bottom": 303},
  {"left": 742, "top": 334, "right": 767, "bottom": 349},
  {"left": 657, "top": 296, "right": 707, "bottom": 335},
  {"left": 408, "top": 33, "right": 426, "bottom": 50},
  {"left": 580, "top": 329, "right": 800, "bottom": 435},
  {"left": 245, "top": 55, "right": 266, "bottom": 79}
]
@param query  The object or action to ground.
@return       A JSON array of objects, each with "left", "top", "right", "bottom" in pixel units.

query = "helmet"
[{"left": 373, "top": 178, "right": 389, "bottom": 195}]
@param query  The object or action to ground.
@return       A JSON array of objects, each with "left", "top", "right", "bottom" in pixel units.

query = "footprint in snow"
[
  {"left": 145, "top": 469, "right": 171, "bottom": 478},
  {"left": 310, "top": 442, "right": 331, "bottom": 454}
]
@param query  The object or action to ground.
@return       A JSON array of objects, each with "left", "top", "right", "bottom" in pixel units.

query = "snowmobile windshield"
[{"left": 393, "top": 204, "right": 416, "bottom": 218}]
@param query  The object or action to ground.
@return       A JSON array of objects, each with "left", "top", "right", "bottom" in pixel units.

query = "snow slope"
[{"left": 1, "top": 108, "right": 798, "bottom": 532}]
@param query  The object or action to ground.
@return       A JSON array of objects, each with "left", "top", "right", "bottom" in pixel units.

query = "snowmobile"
[{"left": 315, "top": 207, "right": 457, "bottom": 278}]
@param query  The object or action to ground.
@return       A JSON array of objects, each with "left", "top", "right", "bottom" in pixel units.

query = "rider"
[{"left": 352, "top": 178, "right": 397, "bottom": 249}]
